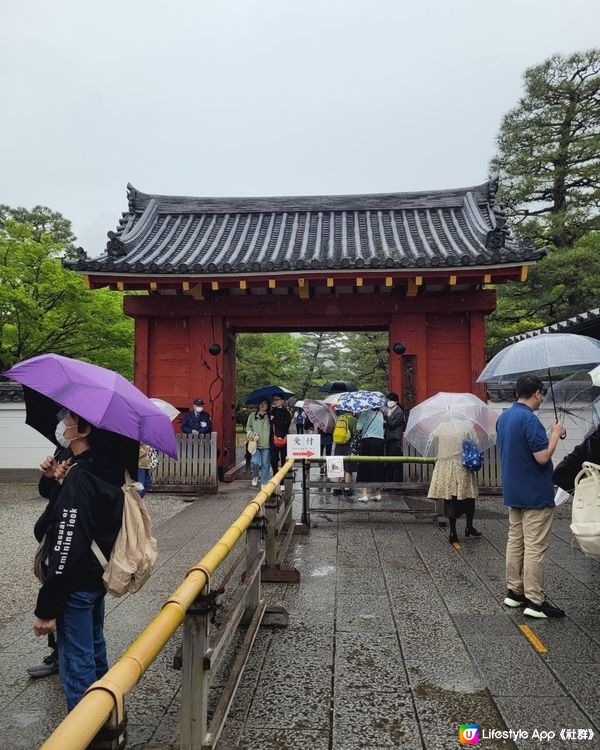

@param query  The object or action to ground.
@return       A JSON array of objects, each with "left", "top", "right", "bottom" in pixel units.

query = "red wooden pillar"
[
  {"left": 470, "top": 312, "right": 487, "bottom": 401},
  {"left": 133, "top": 316, "right": 149, "bottom": 394},
  {"left": 389, "top": 314, "right": 428, "bottom": 407}
]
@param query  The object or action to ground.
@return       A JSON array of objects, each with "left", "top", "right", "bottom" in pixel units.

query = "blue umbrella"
[
  {"left": 245, "top": 385, "right": 294, "bottom": 405},
  {"left": 335, "top": 390, "right": 385, "bottom": 412}
]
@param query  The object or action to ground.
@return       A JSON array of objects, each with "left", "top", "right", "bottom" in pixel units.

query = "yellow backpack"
[{"left": 333, "top": 415, "right": 352, "bottom": 445}]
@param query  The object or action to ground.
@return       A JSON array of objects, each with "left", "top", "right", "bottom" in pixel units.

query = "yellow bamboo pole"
[{"left": 40, "top": 460, "right": 295, "bottom": 750}]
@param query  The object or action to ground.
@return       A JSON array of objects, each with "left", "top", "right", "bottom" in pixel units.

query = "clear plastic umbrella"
[
  {"left": 303, "top": 398, "right": 337, "bottom": 432},
  {"left": 538, "top": 366, "right": 600, "bottom": 435},
  {"left": 150, "top": 397, "right": 180, "bottom": 422},
  {"left": 404, "top": 392, "right": 497, "bottom": 457},
  {"left": 477, "top": 334, "right": 600, "bottom": 384}
]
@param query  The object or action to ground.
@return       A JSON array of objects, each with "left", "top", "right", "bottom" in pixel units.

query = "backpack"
[
  {"left": 91, "top": 473, "right": 158, "bottom": 596},
  {"left": 570, "top": 461, "right": 600, "bottom": 560},
  {"left": 333, "top": 415, "right": 352, "bottom": 445},
  {"left": 461, "top": 439, "right": 483, "bottom": 472}
]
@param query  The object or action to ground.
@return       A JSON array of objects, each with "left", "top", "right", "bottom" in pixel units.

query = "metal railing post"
[
  {"left": 301, "top": 459, "right": 310, "bottom": 527},
  {"left": 180, "top": 586, "right": 211, "bottom": 750}
]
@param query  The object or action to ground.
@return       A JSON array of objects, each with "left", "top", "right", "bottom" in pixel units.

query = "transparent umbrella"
[
  {"left": 538, "top": 366, "right": 600, "bottom": 436},
  {"left": 404, "top": 392, "right": 497, "bottom": 458}
]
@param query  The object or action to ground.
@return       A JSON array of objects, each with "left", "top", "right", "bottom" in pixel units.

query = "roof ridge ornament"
[{"left": 106, "top": 231, "right": 127, "bottom": 258}]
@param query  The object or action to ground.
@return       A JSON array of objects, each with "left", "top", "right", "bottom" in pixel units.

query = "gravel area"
[{"left": 0, "top": 482, "right": 190, "bottom": 627}]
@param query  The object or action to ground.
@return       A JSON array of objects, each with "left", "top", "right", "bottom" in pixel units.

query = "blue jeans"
[
  {"left": 251, "top": 448, "right": 271, "bottom": 487},
  {"left": 56, "top": 590, "right": 108, "bottom": 711},
  {"left": 137, "top": 467, "right": 152, "bottom": 497}
]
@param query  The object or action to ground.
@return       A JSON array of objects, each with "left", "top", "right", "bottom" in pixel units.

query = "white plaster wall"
[{"left": 0, "top": 403, "right": 54, "bottom": 469}]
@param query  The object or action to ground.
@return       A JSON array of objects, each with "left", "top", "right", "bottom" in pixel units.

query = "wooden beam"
[
  {"left": 327, "top": 277, "right": 334, "bottom": 288},
  {"left": 449, "top": 275, "right": 457, "bottom": 286},
  {"left": 415, "top": 276, "right": 423, "bottom": 286},
  {"left": 298, "top": 278, "right": 309, "bottom": 300},
  {"left": 355, "top": 277, "right": 363, "bottom": 287},
  {"left": 268, "top": 279, "right": 276, "bottom": 289},
  {"left": 182, "top": 281, "right": 190, "bottom": 292},
  {"left": 239, "top": 280, "right": 247, "bottom": 290},
  {"left": 116, "top": 281, "right": 124, "bottom": 291},
  {"left": 406, "top": 279, "right": 419, "bottom": 297},
  {"left": 483, "top": 273, "right": 492, "bottom": 284},
  {"left": 82, "top": 275, "right": 91, "bottom": 290},
  {"left": 520, "top": 266, "right": 529, "bottom": 282},
  {"left": 385, "top": 277, "right": 393, "bottom": 287},
  {"left": 191, "top": 283, "right": 204, "bottom": 301},
  {"left": 150, "top": 281, "right": 157, "bottom": 291},
  {"left": 211, "top": 281, "right": 219, "bottom": 291}
]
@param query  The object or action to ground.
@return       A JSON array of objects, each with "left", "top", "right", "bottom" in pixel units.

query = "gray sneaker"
[{"left": 27, "top": 652, "right": 59, "bottom": 678}]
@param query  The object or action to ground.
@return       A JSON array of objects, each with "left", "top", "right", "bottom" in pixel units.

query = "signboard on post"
[{"left": 286, "top": 433, "right": 321, "bottom": 459}]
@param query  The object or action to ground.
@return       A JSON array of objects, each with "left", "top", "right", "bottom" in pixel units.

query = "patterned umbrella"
[
  {"left": 335, "top": 390, "right": 385, "bottom": 413},
  {"left": 303, "top": 399, "right": 337, "bottom": 432}
]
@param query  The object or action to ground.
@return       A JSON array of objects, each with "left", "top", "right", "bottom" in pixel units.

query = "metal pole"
[{"left": 301, "top": 460, "right": 310, "bottom": 527}]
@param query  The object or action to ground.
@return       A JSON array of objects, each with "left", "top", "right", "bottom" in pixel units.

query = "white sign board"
[{"left": 286, "top": 433, "right": 321, "bottom": 459}]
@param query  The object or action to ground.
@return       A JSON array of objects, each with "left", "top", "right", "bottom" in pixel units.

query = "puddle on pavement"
[{"left": 310, "top": 565, "right": 336, "bottom": 577}]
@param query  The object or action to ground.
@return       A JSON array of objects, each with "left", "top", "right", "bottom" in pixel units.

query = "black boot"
[
  {"left": 465, "top": 502, "right": 481, "bottom": 537},
  {"left": 465, "top": 525, "right": 482, "bottom": 537},
  {"left": 448, "top": 518, "right": 458, "bottom": 544}
]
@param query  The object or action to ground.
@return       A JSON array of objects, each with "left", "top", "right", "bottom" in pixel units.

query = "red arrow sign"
[{"left": 291, "top": 450, "right": 315, "bottom": 458}]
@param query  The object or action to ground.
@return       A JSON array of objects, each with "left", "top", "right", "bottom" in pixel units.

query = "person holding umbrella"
[
  {"left": 496, "top": 375, "right": 567, "bottom": 619},
  {"left": 31, "top": 408, "right": 126, "bottom": 710},
  {"left": 246, "top": 398, "right": 272, "bottom": 489}
]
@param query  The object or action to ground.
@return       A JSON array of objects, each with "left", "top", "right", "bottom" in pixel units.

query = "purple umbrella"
[{"left": 4, "top": 354, "right": 177, "bottom": 458}]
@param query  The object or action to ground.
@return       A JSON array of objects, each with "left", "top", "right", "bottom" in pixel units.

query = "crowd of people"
[{"left": 245, "top": 391, "right": 407, "bottom": 502}]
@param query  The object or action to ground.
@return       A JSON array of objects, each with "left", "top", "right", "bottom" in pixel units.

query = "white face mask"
[
  {"left": 55, "top": 419, "right": 73, "bottom": 449},
  {"left": 387, "top": 401, "right": 397, "bottom": 409}
]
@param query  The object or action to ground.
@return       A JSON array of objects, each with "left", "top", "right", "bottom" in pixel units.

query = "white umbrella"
[
  {"left": 150, "top": 397, "right": 180, "bottom": 422},
  {"left": 404, "top": 392, "right": 497, "bottom": 457},
  {"left": 294, "top": 399, "right": 305, "bottom": 409}
]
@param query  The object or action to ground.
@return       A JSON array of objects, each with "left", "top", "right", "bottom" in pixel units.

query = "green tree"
[
  {"left": 235, "top": 332, "right": 302, "bottom": 406},
  {"left": 491, "top": 49, "right": 600, "bottom": 249},
  {"left": 341, "top": 331, "right": 389, "bottom": 392},
  {"left": 0, "top": 220, "right": 133, "bottom": 377},
  {"left": 486, "top": 232, "right": 600, "bottom": 355},
  {"left": 297, "top": 332, "right": 345, "bottom": 398},
  {"left": 0, "top": 204, "right": 77, "bottom": 256}
]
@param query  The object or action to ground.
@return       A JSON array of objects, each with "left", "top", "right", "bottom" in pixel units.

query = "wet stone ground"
[{"left": 1, "top": 472, "right": 600, "bottom": 749}]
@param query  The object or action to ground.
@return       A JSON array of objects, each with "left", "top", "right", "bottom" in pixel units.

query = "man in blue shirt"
[
  {"left": 181, "top": 398, "right": 212, "bottom": 435},
  {"left": 497, "top": 375, "right": 566, "bottom": 618}
]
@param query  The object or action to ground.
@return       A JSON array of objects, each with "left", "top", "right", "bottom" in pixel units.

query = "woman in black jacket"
[
  {"left": 553, "top": 424, "right": 600, "bottom": 491},
  {"left": 384, "top": 393, "right": 406, "bottom": 483}
]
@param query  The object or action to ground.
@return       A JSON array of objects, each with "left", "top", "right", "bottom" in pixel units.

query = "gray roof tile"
[{"left": 68, "top": 180, "right": 544, "bottom": 275}]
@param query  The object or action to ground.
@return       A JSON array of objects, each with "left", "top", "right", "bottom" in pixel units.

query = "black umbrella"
[
  {"left": 22, "top": 385, "right": 139, "bottom": 478},
  {"left": 319, "top": 381, "right": 357, "bottom": 394}
]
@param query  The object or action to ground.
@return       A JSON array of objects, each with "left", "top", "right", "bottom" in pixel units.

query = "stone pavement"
[{"left": 1, "top": 476, "right": 600, "bottom": 749}]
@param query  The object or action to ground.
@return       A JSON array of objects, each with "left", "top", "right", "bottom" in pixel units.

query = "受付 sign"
[{"left": 287, "top": 434, "right": 321, "bottom": 459}]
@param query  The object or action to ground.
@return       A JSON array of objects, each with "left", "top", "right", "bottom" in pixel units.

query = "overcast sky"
[{"left": 1, "top": 0, "right": 599, "bottom": 255}]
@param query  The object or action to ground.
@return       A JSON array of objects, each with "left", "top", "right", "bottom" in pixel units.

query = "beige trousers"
[{"left": 506, "top": 506, "right": 555, "bottom": 606}]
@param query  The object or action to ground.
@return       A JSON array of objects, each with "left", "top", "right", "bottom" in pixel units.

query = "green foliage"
[
  {"left": 340, "top": 331, "right": 389, "bottom": 392},
  {"left": 489, "top": 50, "right": 600, "bottom": 350},
  {"left": 0, "top": 204, "right": 77, "bottom": 256},
  {"left": 490, "top": 49, "right": 600, "bottom": 248},
  {"left": 487, "top": 232, "right": 600, "bottom": 355},
  {"left": 296, "top": 332, "right": 345, "bottom": 398},
  {"left": 235, "top": 332, "right": 302, "bottom": 406},
  {"left": 0, "top": 219, "right": 133, "bottom": 377}
]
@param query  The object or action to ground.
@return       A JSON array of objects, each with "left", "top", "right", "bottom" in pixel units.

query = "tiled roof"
[
  {"left": 509, "top": 308, "right": 600, "bottom": 341},
  {"left": 0, "top": 382, "right": 24, "bottom": 403},
  {"left": 68, "top": 180, "right": 543, "bottom": 276}
]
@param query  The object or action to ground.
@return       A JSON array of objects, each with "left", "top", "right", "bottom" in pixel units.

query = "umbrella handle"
[{"left": 547, "top": 368, "right": 559, "bottom": 422}]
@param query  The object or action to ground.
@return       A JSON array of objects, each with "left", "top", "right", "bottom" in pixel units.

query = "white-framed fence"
[{"left": 153, "top": 433, "right": 218, "bottom": 494}]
